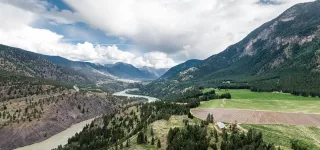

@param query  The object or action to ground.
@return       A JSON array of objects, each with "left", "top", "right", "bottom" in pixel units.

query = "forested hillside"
[{"left": 0, "top": 45, "right": 87, "bottom": 83}]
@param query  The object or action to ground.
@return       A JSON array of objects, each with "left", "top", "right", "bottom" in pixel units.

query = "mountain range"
[
  {"left": 44, "top": 55, "right": 168, "bottom": 80},
  {"left": 0, "top": 45, "right": 168, "bottom": 83},
  {"left": 139, "top": 0, "right": 320, "bottom": 98}
]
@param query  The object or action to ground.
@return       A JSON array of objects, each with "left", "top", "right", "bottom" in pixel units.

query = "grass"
[
  {"left": 240, "top": 124, "right": 320, "bottom": 150},
  {"left": 198, "top": 89, "right": 320, "bottom": 113}
]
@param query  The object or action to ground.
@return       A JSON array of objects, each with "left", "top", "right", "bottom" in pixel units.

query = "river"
[
  {"left": 15, "top": 118, "right": 95, "bottom": 150},
  {"left": 15, "top": 89, "right": 157, "bottom": 150},
  {"left": 113, "top": 88, "right": 159, "bottom": 102}
]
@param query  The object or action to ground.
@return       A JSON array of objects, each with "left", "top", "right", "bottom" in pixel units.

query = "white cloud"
[
  {"left": 0, "top": 2, "right": 35, "bottom": 30},
  {"left": 64, "top": 0, "right": 314, "bottom": 61},
  {"left": 1, "top": 0, "right": 81, "bottom": 24},
  {"left": 133, "top": 52, "right": 176, "bottom": 69},
  {"left": 0, "top": 1, "right": 176, "bottom": 68}
]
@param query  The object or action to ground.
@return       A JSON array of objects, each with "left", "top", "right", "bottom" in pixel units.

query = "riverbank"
[{"left": 15, "top": 118, "right": 95, "bottom": 150}]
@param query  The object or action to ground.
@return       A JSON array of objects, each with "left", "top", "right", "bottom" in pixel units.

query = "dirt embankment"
[
  {"left": 191, "top": 108, "right": 320, "bottom": 126},
  {"left": 0, "top": 93, "right": 114, "bottom": 150}
]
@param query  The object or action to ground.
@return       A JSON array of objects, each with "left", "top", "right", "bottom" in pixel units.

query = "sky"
[{"left": 0, "top": 0, "right": 314, "bottom": 69}]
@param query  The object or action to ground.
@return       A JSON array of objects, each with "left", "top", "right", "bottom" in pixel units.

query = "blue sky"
[
  {"left": 0, "top": 0, "right": 314, "bottom": 68},
  {"left": 31, "top": 0, "right": 134, "bottom": 50}
]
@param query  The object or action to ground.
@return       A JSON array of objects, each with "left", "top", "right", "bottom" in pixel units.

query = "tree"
[
  {"left": 144, "top": 135, "right": 148, "bottom": 143},
  {"left": 137, "top": 132, "right": 145, "bottom": 144},
  {"left": 210, "top": 114, "right": 214, "bottom": 123},
  {"left": 214, "top": 128, "right": 219, "bottom": 142},
  {"left": 230, "top": 121, "right": 238, "bottom": 133},
  {"left": 151, "top": 136, "right": 155, "bottom": 145},
  {"left": 157, "top": 139, "right": 161, "bottom": 148},
  {"left": 126, "top": 139, "right": 130, "bottom": 147},
  {"left": 188, "top": 112, "right": 194, "bottom": 119},
  {"left": 206, "top": 114, "right": 211, "bottom": 124},
  {"left": 120, "top": 143, "right": 123, "bottom": 149},
  {"left": 150, "top": 127, "right": 154, "bottom": 136}
]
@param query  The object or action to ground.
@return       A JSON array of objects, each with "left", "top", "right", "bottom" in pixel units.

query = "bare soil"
[{"left": 191, "top": 108, "right": 320, "bottom": 126}]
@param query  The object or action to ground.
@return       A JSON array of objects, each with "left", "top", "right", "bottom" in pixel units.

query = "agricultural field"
[
  {"left": 240, "top": 124, "right": 320, "bottom": 150},
  {"left": 198, "top": 89, "right": 320, "bottom": 113},
  {"left": 193, "top": 89, "right": 320, "bottom": 149},
  {"left": 191, "top": 108, "right": 320, "bottom": 126}
]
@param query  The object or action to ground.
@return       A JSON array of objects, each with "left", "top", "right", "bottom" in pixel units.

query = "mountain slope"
[
  {"left": 43, "top": 55, "right": 114, "bottom": 81},
  {"left": 159, "top": 59, "right": 202, "bottom": 80},
  {"left": 0, "top": 45, "right": 87, "bottom": 83},
  {"left": 140, "top": 1, "right": 320, "bottom": 98},
  {"left": 189, "top": 1, "right": 320, "bottom": 81},
  {"left": 107, "top": 62, "right": 157, "bottom": 79}
]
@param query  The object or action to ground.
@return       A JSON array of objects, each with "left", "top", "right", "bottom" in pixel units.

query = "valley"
[{"left": 1, "top": 0, "right": 320, "bottom": 150}]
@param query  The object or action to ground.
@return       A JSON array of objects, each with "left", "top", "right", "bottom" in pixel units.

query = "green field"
[
  {"left": 240, "top": 124, "right": 320, "bottom": 150},
  {"left": 198, "top": 89, "right": 320, "bottom": 113}
]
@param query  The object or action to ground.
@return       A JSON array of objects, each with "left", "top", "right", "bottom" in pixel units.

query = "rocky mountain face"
[
  {"left": 159, "top": 59, "right": 202, "bottom": 80},
  {"left": 140, "top": 1, "right": 320, "bottom": 98},
  {"left": 0, "top": 92, "right": 115, "bottom": 150}
]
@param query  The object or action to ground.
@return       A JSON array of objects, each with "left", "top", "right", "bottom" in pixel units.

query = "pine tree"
[
  {"left": 157, "top": 139, "right": 161, "bottom": 148},
  {"left": 151, "top": 137, "right": 155, "bottom": 145},
  {"left": 137, "top": 132, "right": 144, "bottom": 144},
  {"left": 214, "top": 128, "right": 219, "bottom": 142},
  {"left": 210, "top": 114, "right": 214, "bottom": 123},
  {"left": 206, "top": 114, "right": 211, "bottom": 124},
  {"left": 151, "top": 127, "right": 154, "bottom": 136},
  {"left": 126, "top": 139, "right": 130, "bottom": 147},
  {"left": 188, "top": 112, "right": 194, "bottom": 119},
  {"left": 144, "top": 135, "right": 148, "bottom": 143}
]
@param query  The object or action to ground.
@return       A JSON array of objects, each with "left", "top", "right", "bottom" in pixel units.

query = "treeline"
[
  {"left": 250, "top": 72, "right": 320, "bottom": 98},
  {"left": 164, "top": 88, "right": 232, "bottom": 109},
  {"left": 167, "top": 124, "right": 278, "bottom": 150}
]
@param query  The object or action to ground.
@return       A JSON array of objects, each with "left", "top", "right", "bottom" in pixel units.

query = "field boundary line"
[{"left": 193, "top": 108, "right": 320, "bottom": 115}]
